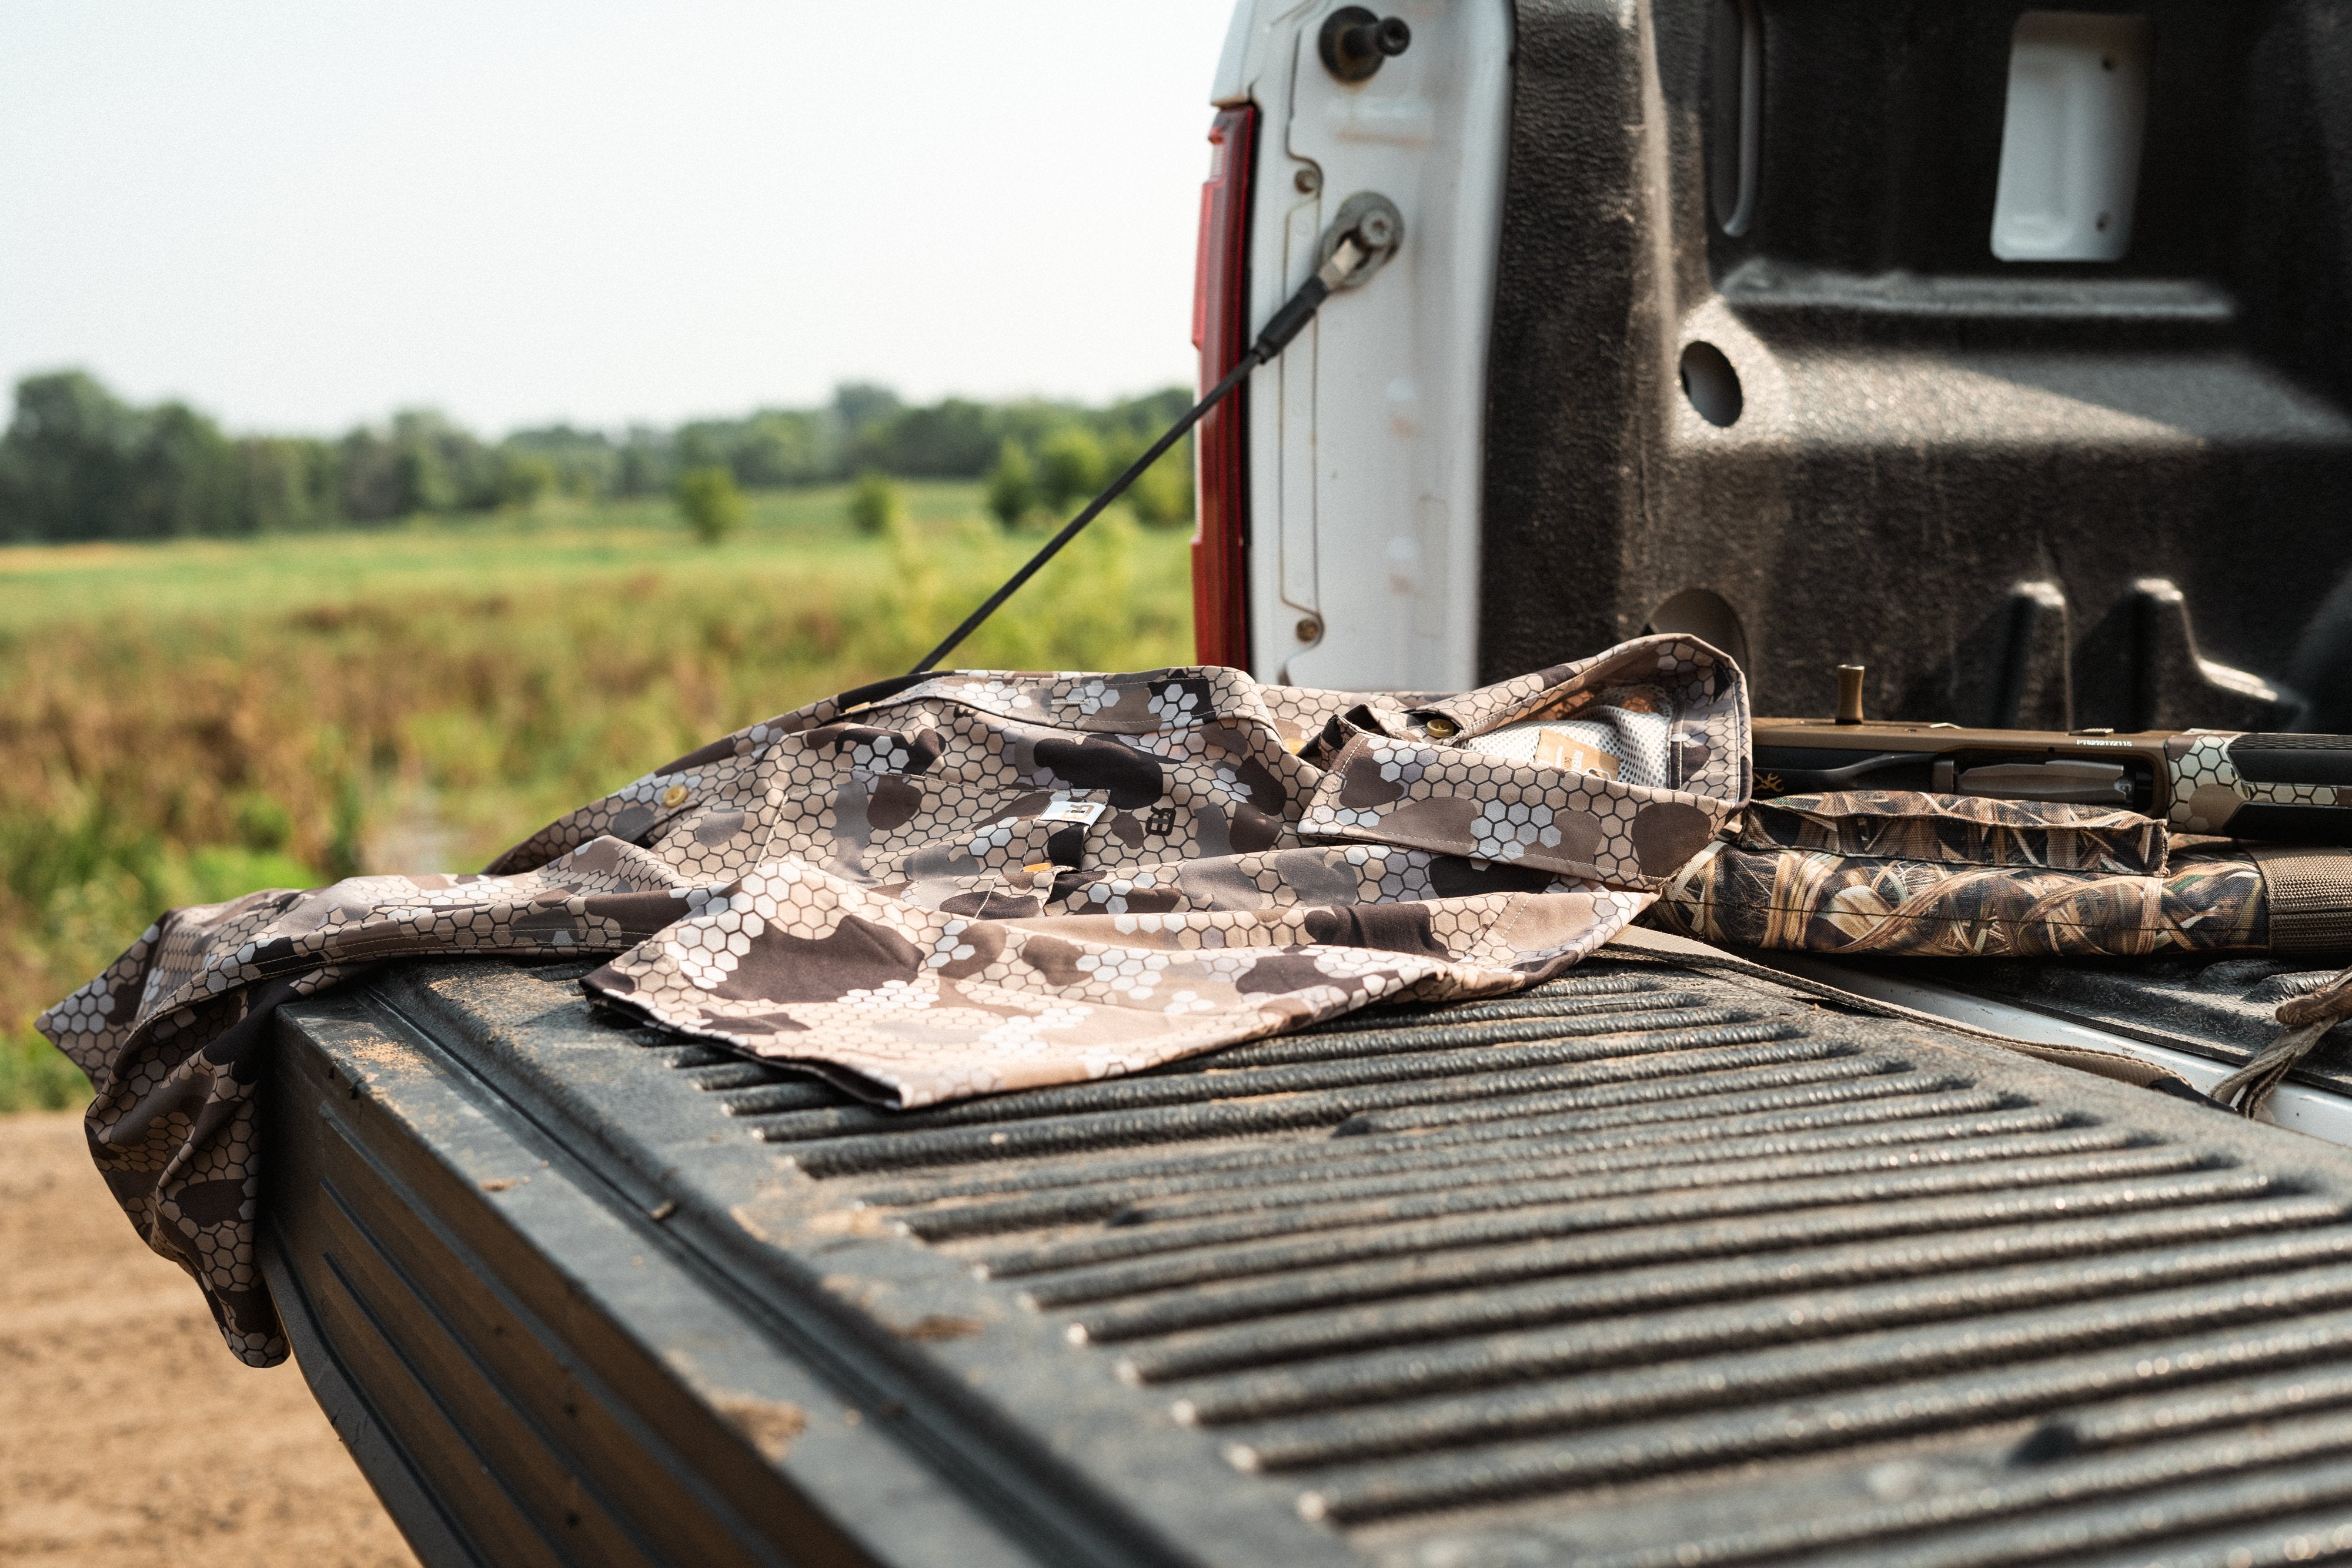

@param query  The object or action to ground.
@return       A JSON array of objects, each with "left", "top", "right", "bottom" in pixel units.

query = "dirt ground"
[{"left": 0, "top": 1111, "right": 420, "bottom": 1568}]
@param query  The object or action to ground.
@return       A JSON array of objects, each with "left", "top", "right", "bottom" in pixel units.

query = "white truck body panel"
[{"left": 1212, "top": 0, "right": 1511, "bottom": 690}]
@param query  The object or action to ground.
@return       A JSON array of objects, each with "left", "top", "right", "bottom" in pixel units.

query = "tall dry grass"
[{"left": 0, "top": 496, "right": 1190, "bottom": 1107}]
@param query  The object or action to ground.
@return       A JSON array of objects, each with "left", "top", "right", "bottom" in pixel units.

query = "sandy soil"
[{"left": 0, "top": 1112, "right": 420, "bottom": 1568}]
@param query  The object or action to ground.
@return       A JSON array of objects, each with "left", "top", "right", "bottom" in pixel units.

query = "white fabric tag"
[
  {"left": 1465, "top": 721, "right": 1626, "bottom": 781},
  {"left": 1034, "top": 799, "right": 1107, "bottom": 825}
]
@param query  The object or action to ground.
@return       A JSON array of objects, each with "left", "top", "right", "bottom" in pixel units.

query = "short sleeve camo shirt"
[{"left": 40, "top": 636, "right": 1748, "bottom": 1365}]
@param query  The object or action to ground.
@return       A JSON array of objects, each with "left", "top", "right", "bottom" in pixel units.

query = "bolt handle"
[
  {"left": 1835, "top": 664, "right": 1867, "bottom": 726},
  {"left": 1319, "top": 6, "right": 1412, "bottom": 82}
]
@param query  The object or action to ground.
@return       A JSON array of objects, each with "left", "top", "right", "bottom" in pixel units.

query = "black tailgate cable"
[{"left": 908, "top": 200, "right": 1402, "bottom": 676}]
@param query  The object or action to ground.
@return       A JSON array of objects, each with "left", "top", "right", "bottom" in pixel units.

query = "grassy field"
[{"left": 0, "top": 482, "right": 1194, "bottom": 1110}]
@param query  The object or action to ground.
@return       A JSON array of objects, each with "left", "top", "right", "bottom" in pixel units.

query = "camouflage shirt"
[{"left": 39, "top": 636, "right": 1748, "bottom": 1365}]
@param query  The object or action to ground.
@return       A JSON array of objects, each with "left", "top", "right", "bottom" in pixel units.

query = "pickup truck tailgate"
[{"left": 270, "top": 953, "right": 2352, "bottom": 1567}]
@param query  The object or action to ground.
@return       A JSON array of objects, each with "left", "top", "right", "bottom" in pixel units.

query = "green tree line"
[{"left": 0, "top": 372, "right": 1195, "bottom": 542}]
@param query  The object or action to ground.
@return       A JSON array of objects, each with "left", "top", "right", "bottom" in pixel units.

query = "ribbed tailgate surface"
[{"left": 687, "top": 957, "right": 2352, "bottom": 1567}]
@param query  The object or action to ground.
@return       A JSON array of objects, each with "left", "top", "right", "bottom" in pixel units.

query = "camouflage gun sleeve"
[{"left": 1651, "top": 790, "right": 2297, "bottom": 959}]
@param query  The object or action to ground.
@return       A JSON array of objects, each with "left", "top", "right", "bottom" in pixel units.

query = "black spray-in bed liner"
[{"left": 268, "top": 950, "right": 2352, "bottom": 1568}]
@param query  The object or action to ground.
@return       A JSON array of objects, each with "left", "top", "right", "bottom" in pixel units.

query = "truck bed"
[{"left": 268, "top": 950, "right": 2352, "bottom": 1567}]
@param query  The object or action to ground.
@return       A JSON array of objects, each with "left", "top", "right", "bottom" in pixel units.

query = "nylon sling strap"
[
  {"left": 2210, "top": 954, "right": 2352, "bottom": 1116},
  {"left": 2250, "top": 845, "right": 2352, "bottom": 960}
]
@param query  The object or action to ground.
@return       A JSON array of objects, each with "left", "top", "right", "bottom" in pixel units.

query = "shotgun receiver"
[{"left": 1754, "top": 667, "right": 2352, "bottom": 844}]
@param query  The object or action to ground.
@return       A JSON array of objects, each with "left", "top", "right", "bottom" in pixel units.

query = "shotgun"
[{"left": 1753, "top": 665, "right": 2352, "bottom": 844}]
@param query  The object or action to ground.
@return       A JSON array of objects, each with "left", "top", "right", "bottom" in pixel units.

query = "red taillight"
[{"left": 1191, "top": 104, "right": 1255, "bottom": 670}]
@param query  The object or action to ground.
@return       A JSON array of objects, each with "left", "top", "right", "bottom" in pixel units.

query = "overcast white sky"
[{"left": 0, "top": 2, "right": 1238, "bottom": 436}]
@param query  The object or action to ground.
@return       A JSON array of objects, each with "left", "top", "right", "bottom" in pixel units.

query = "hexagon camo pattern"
[
  {"left": 39, "top": 637, "right": 1748, "bottom": 1366},
  {"left": 2164, "top": 733, "right": 2351, "bottom": 833}
]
